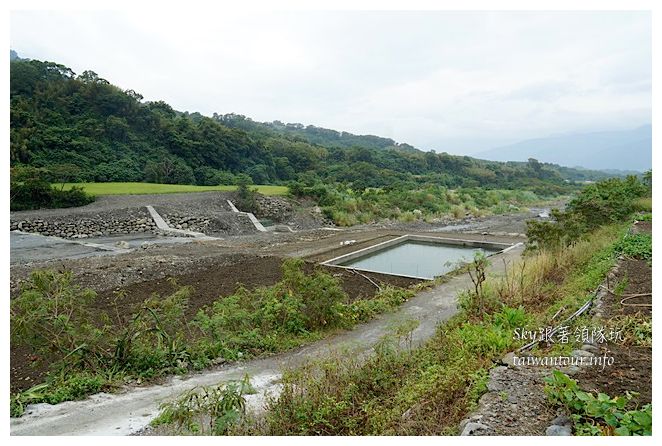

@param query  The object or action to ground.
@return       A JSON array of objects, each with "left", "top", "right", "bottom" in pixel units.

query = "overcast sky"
[{"left": 10, "top": 10, "right": 651, "bottom": 154}]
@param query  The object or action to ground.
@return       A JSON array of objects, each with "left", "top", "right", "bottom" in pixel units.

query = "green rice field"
[{"left": 58, "top": 182, "right": 288, "bottom": 196}]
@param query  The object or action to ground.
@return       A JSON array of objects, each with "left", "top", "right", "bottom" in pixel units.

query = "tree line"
[{"left": 11, "top": 58, "right": 617, "bottom": 195}]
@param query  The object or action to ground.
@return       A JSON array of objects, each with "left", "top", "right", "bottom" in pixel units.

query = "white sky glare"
[{"left": 10, "top": 9, "right": 652, "bottom": 154}]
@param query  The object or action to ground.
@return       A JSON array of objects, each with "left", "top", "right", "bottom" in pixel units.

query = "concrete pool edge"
[{"left": 321, "top": 234, "right": 522, "bottom": 280}]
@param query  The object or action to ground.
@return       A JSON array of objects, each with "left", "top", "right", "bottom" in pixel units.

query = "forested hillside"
[{"left": 10, "top": 58, "right": 614, "bottom": 194}]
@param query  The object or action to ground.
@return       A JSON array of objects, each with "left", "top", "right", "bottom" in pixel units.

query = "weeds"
[
  {"left": 526, "top": 176, "right": 648, "bottom": 251},
  {"left": 544, "top": 370, "right": 652, "bottom": 436},
  {"left": 635, "top": 212, "right": 652, "bottom": 222},
  {"left": 10, "top": 270, "right": 105, "bottom": 370},
  {"left": 152, "top": 375, "right": 254, "bottom": 435},
  {"left": 606, "top": 315, "right": 652, "bottom": 347},
  {"left": 10, "top": 383, "right": 48, "bottom": 417}
]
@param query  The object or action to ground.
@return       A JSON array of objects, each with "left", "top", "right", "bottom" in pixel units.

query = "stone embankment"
[
  {"left": 9, "top": 192, "right": 328, "bottom": 238},
  {"left": 10, "top": 208, "right": 158, "bottom": 239},
  {"left": 254, "top": 195, "right": 294, "bottom": 221},
  {"left": 156, "top": 207, "right": 258, "bottom": 235}
]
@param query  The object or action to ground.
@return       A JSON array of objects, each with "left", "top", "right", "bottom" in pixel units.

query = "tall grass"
[{"left": 633, "top": 196, "right": 652, "bottom": 213}]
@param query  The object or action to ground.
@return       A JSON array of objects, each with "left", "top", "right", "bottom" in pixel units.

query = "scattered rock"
[
  {"left": 581, "top": 344, "right": 599, "bottom": 354},
  {"left": 550, "top": 415, "right": 572, "bottom": 427},
  {"left": 501, "top": 352, "right": 516, "bottom": 367},
  {"left": 563, "top": 365, "right": 582, "bottom": 375},
  {"left": 461, "top": 422, "right": 489, "bottom": 436},
  {"left": 546, "top": 425, "right": 572, "bottom": 436},
  {"left": 211, "top": 357, "right": 227, "bottom": 366},
  {"left": 571, "top": 349, "right": 595, "bottom": 358}
]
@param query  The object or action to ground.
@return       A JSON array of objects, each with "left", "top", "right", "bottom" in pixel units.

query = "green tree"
[{"left": 235, "top": 174, "right": 258, "bottom": 212}]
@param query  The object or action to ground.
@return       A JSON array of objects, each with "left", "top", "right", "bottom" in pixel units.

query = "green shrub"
[
  {"left": 10, "top": 270, "right": 105, "bottom": 371},
  {"left": 280, "top": 259, "right": 347, "bottom": 330},
  {"left": 526, "top": 176, "right": 649, "bottom": 250},
  {"left": 567, "top": 176, "right": 648, "bottom": 228},
  {"left": 235, "top": 174, "right": 258, "bottom": 212},
  {"left": 10, "top": 260, "right": 415, "bottom": 415},
  {"left": 194, "top": 258, "right": 348, "bottom": 349},
  {"left": 492, "top": 306, "right": 528, "bottom": 330},
  {"left": 10, "top": 166, "right": 94, "bottom": 211}
]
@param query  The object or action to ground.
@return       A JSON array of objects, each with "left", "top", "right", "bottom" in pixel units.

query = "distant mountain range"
[{"left": 476, "top": 125, "right": 652, "bottom": 172}]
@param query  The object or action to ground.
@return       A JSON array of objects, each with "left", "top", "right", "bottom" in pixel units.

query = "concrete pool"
[{"left": 322, "top": 234, "right": 517, "bottom": 280}]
